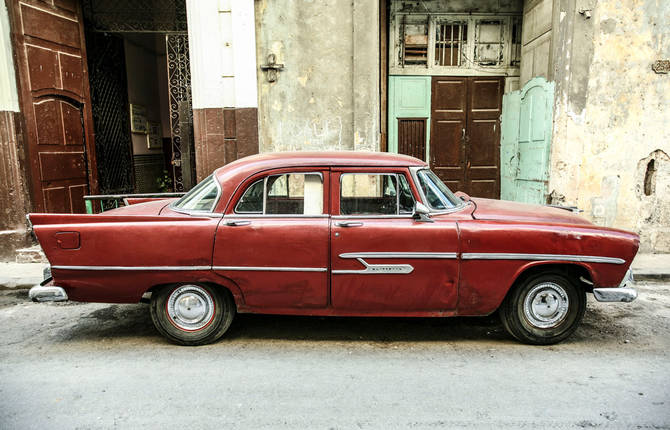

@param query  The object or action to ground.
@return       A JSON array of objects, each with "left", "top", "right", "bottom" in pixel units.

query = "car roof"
[
  {"left": 220, "top": 151, "right": 425, "bottom": 171},
  {"left": 212, "top": 151, "right": 427, "bottom": 212}
]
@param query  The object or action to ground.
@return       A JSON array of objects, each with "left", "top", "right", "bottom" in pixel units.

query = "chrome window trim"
[
  {"left": 234, "top": 171, "right": 325, "bottom": 216},
  {"left": 339, "top": 252, "right": 457, "bottom": 259},
  {"left": 52, "top": 265, "right": 212, "bottom": 271},
  {"left": 409, "top": 166, "right": 468, "bottom": 215},
  {"left": 170, "top": 174, "right": 222, "bottom": 216},
  {"left": 460, "top": 253, "right": 626, "bottom": 265},
  {"left": 212, "top": 266, "right": 327, "bottom": 272},
  {"left": 331, "top": 214, "right": 415, "bottom": 220}
]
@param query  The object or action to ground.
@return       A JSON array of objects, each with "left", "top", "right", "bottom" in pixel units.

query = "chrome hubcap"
[
  {"left": 523, "top": 282, "right": 569, "bottom": 329},
  {"left": 167, "top": 285, "right": 215, "bottom": 331}
]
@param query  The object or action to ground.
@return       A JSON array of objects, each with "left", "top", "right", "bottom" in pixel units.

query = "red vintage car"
[{"left": 28, "top": 152, "right": 638, "bottom": 345}]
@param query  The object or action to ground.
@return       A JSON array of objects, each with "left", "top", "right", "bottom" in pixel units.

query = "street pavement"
[{"left": 1, "top": 281, "right": 669, "bottom": 429}]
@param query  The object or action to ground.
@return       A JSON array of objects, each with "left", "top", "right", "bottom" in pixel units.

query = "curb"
[{"left": 634, "top": 273, "right": 670, "bottom": 281}]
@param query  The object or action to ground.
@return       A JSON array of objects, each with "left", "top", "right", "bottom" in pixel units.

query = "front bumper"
[{"left": 592, "top": 269, "right": 637, "bottom": 303}]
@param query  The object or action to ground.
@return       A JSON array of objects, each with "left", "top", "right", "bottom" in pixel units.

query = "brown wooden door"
[
  {"left": 8, "top": 0, "right": 97, "bottom": 213},
  {"left": 430, "top": 76, "right": 503, "bottom": 198}
]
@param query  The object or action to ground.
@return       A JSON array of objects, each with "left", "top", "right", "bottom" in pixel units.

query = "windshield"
[
  {"left": 172, "top": 175, "right": 219, "bottom": 212},
  {"left": 416, "top": 169, "right": 462, "bottom": 210}
]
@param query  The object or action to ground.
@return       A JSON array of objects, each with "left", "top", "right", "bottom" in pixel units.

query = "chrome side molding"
[
  {"left": 461, "top": 253, "right": 625, "bottom": 265},
  {"left": 29, "top": 285, "right": 68, "bottom": 302},
  {"left": 339, "top": 252, "right": 457, "bottom": 259},
  {"left": 332, "top": 258, "right": 414, "bottom": 275}
]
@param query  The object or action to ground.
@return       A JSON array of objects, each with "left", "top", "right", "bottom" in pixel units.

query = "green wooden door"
[
  {"left": 388, "top": 76, "right": 431, "bottom": 159},
  {"left": 499, "top": 77, "right": 554, "bottom": 204}
]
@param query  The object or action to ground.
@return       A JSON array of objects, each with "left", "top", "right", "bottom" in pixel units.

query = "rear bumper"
[
  {"left": 29, "top": 285, "right": 68, "bottom": 302},
  {"left": 593, "top": 269, "right": 637, "bottom": 303}
]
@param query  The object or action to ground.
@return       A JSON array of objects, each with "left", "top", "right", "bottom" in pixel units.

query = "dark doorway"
[
  {"left": 430, "top": 76, "right": 503, "bottom": 198},
  {"left": 86, "top": 31, "right": 134, "bottom": 195}
]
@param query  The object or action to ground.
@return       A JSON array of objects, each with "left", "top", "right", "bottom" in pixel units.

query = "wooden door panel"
[
  {"left": 20, "top": 4, "right": 81, "bottom": 49},
  {"left": 43, "top": 187, "right": 67, "bottom": 213},
  {"left": 26, "top": 46, "right": 59, "bottom": 91},
  {"left": 69, "top": 184, "right": 87, "bottom": 213},
  {"left": 38, "top": 152, "right": 86, "bottom": 182}
]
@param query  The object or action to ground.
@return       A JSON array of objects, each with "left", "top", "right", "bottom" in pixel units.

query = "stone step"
[{"left": 16, "top": 245, "right": 48, "bottom": 264}]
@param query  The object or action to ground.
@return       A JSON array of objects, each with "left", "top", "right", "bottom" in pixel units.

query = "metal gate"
[{"left": 166, "top": 33, "right": 195, "bottom": 192}]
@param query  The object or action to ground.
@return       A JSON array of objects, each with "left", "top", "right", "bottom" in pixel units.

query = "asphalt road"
[{"left": 1, "top": 281, "right": 669, "bottom": 429}]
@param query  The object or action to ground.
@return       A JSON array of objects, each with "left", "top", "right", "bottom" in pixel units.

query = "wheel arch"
[
  {"left": 142, "top": 276, "right": 245, "bottom": 309},
  {"left": 505, "top": 261, "right": 594, "bottom": 300}
]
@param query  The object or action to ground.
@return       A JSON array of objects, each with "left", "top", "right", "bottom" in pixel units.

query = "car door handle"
[
  {"left": 336, "top": 221, "right": 363, "bottom": 227},
  {"left": 225, "top": 220, "right": 251, "bottom": 226}
]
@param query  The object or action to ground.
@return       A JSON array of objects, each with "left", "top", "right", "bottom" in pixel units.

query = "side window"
[
  {"left": 340, "top": 173, "right": 415, "bottom": 215},
  {"left": 235, "top": 179, "right": 264, "bottom": 213},
  {"left": 235, "top": 173, "right": 324, "bottom": 215}
]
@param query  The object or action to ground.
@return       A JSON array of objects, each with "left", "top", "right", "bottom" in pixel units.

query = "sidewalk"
[{"left": 1, "top": 254, "right": 668, "bottom": 290}]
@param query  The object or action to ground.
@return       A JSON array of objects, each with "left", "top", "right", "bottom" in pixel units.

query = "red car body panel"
[{"left": 28, "top": 151, "right": 640, "bottom": 317}]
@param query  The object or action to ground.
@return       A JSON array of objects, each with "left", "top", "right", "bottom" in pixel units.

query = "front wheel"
[
  {"left": 150, "top": 283, "right": 235, "bottom": 346},
  {"left": 499, "top": 272, "right": 586, "bottom": 345}
]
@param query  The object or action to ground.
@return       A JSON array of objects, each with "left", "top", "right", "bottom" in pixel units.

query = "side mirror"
[{"left": 413, "top": 202, "right": 434, "bottom": 223}]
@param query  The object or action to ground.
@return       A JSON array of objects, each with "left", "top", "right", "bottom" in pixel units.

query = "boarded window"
[
  {"left": 400, "top": 17, "right": 428, "bottom": 66},
  {"left": 435, "top": 22, "right": 467, "bottom": 66},
  {"left": 474, "top": 20, "right": 504, "bottom": 66}
]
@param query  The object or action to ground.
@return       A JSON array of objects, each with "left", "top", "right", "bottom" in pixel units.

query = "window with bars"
[{"left": 434, "top": 22, "right": 467, "bottom": 67}]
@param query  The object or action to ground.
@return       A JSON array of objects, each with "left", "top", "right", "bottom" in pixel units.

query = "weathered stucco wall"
[
  {"left": 550, "top": 0, "right": 670, "bottom": 252},
  {"left": 254, "top": 0, "right": 379, "bottom": 152}
]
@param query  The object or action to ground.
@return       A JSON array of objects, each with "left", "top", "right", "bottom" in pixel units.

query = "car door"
[
  {"left": 212, "top": 168, "right": 330, "bottom": 309},
  {"left": 330, "top": 168, "right": 460, "bottom": 313}
]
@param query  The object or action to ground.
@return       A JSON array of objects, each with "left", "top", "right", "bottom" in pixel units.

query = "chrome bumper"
[
  {"left": 28, "top": 285, "right": 68, "bottom": 302},
  {"left": 592, "top": 269, "right": 637, "bottom": 303}
]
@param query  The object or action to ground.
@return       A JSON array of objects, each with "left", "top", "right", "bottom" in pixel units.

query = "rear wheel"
[
  {"left": 150, "top": 283, "right": 235, "bottom": 346},
  {"left": 499, "top": 272, "right": 586, "bottom": 345}
]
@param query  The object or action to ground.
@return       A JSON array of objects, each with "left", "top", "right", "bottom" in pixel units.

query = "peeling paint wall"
[
  {"left": 549, "top": 0, "right": 670, "bottom": 252},
  {"left": 254, "top": 0, "right": 379, "bottom": 152}
]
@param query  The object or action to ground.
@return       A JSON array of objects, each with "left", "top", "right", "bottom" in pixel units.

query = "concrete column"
[{"left": 186, "top": 0, "right": 259, "bottom": 180}]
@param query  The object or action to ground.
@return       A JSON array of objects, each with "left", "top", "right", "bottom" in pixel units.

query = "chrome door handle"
[
  {"left": 225, "top": 220, "right": 251, "bottom": 226},
  {"left": 336, "top": 221, "right": 363, "bottom": 227}
]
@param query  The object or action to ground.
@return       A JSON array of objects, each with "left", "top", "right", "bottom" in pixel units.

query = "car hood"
[
  {"left": 103, "top": 199, "right": 176, "bottom": 215},
  {"left": 470, "top": 197, "right": 592, "bottom": 225}
]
